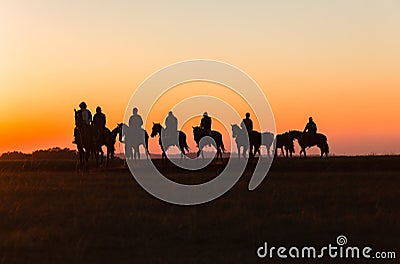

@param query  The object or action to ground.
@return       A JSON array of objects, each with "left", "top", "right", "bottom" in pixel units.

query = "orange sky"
[{"left": 1, "top": 1, "right": 400, "bottom": 155}]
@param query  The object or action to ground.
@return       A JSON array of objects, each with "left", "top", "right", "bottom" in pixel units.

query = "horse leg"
[
  {"left": 133, "top": 146, "right": 137, "bottom": 161},
  {"left": 256, "top": 145, "right": 261, "bottom": 158},
  {"left": 95, "top": 148, "right": 100, "bottom": 168},
  {"left": 145, "top": 145, "right": 149, "bottom": 159},
  {"left": 180, "top": 146, "right": 186, "bottom": 159},
  {"left": 84, "top": 149, "right": 90, "bottom": 170},
  {"left": 106, "top": 148, "right": 110, "bottom": 167},
  {"left": 78, "top": 148, "right": 85, "bottom": 170},
  {"left": 100, "top": 148, "right": 104, "bottom": 166}
]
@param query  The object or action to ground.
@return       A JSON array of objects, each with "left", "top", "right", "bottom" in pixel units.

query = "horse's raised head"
[
  {"left": 151, "top": 122, "right": 161, "bottom": 137},
  {"left": 231, "top": 124, "right": 240, "bottom": 137}
]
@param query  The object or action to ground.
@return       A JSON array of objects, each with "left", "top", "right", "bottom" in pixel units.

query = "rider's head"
[
  {"left": 168, "top": 111, "right": 173, "bottom": 116},
  {"left": 245, "top": 112, "right": 250, "bottom": 118},
  {"left": 79, "top": 101, "right": 87, "bottom": 109},
  {"left": 96, "top": 106, "right": 102, "bottom": 113},
  {"left": 203, "top": 112, "right": 208, "bottom": 117},
  {"left": 133, "top": 107, "right": 138, "bottom": 114},
  {"left": 309, "top": 117, "right": 313, "bottom": 122}
]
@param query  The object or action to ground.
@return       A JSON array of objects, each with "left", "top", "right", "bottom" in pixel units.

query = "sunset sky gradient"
[{"left": 1, "top": 1, "right": 399, "bottom": 155}]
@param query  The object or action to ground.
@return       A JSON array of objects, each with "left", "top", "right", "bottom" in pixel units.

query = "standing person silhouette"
[
  {"left": 241, "top": 112, "right": 253, "bottom": 133},
  {"left": 200, "top": 112, "right": 212, "bottom": 136},
  {"left": 164, "top": 111, "right": 178, "bottom": 141}
]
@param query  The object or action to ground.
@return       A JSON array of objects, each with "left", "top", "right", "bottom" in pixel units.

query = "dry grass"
[{"left": 0, "top": 156, "right": 399, "bottom": 263}]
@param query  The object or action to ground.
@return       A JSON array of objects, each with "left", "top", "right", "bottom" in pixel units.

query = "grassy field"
[{"left": 0, "top": 156, "right": 399, "bottom": 263}]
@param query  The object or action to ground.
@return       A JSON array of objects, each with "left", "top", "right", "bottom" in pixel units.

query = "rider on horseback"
[
  {"left": 164, "top": 111, "right": 178, "bottom": 141},
  {"left": 129, "top": 107, "right": 143, "bottom": 129},
  {"left": 303, "top": 117, "right": 317, "bottom": 140},
  {"left": 73, "top": 101, "right": 92, "bottom": 143},
  {"left": 129, "top": 107, "right": 144, "bottom": 144},
  {"left": 93, "top": 106, "right": 107, "bottom": 141},
  {"left": 200, "top": 112, "right": 212, "bottom": 137},
  {"left": 241, "top": 112, "right": 253, "bottom": 133}
]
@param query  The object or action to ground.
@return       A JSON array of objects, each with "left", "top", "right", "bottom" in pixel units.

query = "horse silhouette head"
[{"left": 151, "top": 123, "right": 162, "bottom": 137}]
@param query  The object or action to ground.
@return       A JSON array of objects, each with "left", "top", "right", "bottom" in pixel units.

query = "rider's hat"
[
  {"left": 203, "top": 112, "right": 208, "bottom": 117},
  {"left": 96, "top": 106, "right": 102, "bottom": 112}
]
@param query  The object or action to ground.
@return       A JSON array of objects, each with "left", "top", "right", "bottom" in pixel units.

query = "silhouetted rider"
[
  {"left": 241, "top": 112, "right": 253, "bottom": 133},
  {"left": 93, "top": 106, "right": 106, "bottom": 128},
  {"left": 128, "top": 107, "right": 144, "bottom": 145},
  {"left": 164, "top": 111, "right": 178, "bottom": 139},
  {"left": 304, "top": 117, "right": 317, "bottom": 135},
  {"left": 75, "top": 101, "right": 92, "bottom": 127},
  {"left": 73, "top": 101, "right": 92, "bottom": 143},
  {"left": 200, "top": 112, "right": 212, "bottom": 136},
  {"left": 93, "top": 106, "right": 106, "bottom": 140},
  {"left": 129, "top": 107, "right": 143, "bottom": 131}
]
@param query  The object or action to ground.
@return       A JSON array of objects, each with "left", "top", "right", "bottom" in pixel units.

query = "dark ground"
[{"left": 0, "top": 156, "right": 399, "bottom": 263}]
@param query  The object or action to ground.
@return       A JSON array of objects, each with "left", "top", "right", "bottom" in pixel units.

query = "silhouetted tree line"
[{"left": 0, "top": 147, "right": 77, "bottom": 160}]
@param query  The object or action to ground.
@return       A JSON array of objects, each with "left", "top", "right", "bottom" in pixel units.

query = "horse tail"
[
  {"left": 319, "top": 134, "right": 329, "bottom": 154},
  {"left": 325, "top": 141, "right": 329, "bottom": 154},
  {"left": 183, "top": 139, "right": 190, "bottom": 152}
]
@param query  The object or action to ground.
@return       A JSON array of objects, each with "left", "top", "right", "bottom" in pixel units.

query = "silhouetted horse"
[
  {"left": 192, "top": 126, "right": 225, "bottom": 160},
  {"left": 74, "top": 125, "right": 99, "bottom": 170},
  {"left": 95, "top": 125, "right": 121, "bottom": 167},
  {"left": 289, "top": 130, "right": 329, "bottom": 158},
  {"left": 274, "top": 132, "right": 295, "bottom": 157},
  {"left": 151, "top": 123, "right": 189, "bottom": 161},
  {"left": 231, "top": 124, "right": 274, "bottom": 158},
  {"left": 119, "top": 123, "right": 149, "bottom": 160}
]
